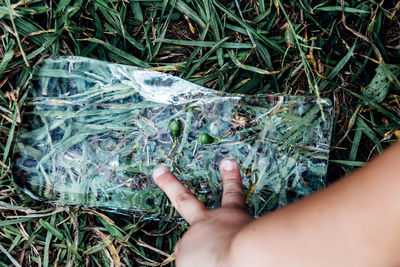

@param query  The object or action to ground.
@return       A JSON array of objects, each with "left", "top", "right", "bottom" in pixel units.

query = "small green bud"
[
  {"left": 198, "top": 133, "right": 215, "bottom": 145},
  {"left": 169, "top": 120, "right": 181, "bottom": 137}
]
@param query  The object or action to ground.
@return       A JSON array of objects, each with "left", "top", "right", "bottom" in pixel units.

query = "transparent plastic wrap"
[{"left": 13, "top": 57, "right": 333, "bottom": 220}]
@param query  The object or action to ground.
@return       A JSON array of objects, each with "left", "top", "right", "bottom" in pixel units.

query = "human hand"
[{"left": 152, "top": 159, "right": 254, "bottom": 267}]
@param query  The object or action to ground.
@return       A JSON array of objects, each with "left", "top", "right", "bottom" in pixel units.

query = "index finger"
[{"left": 152, "top": 167, "right": 208, "bottom": 224}]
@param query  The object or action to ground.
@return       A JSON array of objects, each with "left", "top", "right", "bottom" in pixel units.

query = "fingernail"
[
  {"left": 152, "top": 167, "right": 168, "bottom": 180},
  {"left": 220, "top": 159, "right": 235, "bottom": 171}
]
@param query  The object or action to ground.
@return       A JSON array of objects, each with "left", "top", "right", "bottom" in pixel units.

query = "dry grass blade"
[
  {"left": 94, "top": 228, "right": 121, "bottom": 266},
  {"left": 340, "top": 0, "right": 383, "bottom": 64},
  {"left": 137, "top": 239, "right": 171, "bottom": 258}
]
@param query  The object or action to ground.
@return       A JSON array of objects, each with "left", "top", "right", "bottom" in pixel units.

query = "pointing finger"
[{"left": 153, "top": 167, "right": 207, "bottom": 224}]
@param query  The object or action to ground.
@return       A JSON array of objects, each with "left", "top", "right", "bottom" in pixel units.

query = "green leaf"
[
  {"left": 356, "top": 117, "right": 383, "bottom": 152},
  {"left": 79, "top": 38, "right": 149, "bottom": 67},
  {"left": 0, "top": 38, "right": 14, "bottom": 78},
  {"left": 330, "top": 160, "right": 365, "bottom": 167},
  {"left": 39, "top": 219, "right": 65, "bottom": 241},
  {"left": 363, "top": 64, "right": 397, "bottom": 103},
  {"left": 319, "top": 44, "right": 355, "bottom": 92},
  {"left": 314, "top": 6, "right": 370, "bottom": 14}
]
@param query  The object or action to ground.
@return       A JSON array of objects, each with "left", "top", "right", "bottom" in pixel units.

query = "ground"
[{"left": 0, "top": 0, "right": 399, "bottom": 266}]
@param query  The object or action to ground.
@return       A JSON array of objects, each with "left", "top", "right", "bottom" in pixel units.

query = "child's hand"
[
  {"left": 152, "top": 159, "right": 253, "bottom": 267},
  {"left": 152, "top": 143, "right": 400, "bottom": 267}
]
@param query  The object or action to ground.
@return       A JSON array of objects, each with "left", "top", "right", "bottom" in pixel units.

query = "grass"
[{"left": 0, "top": 0, "right": 399, "bottom": 266}]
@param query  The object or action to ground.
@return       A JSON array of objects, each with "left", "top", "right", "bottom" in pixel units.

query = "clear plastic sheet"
[{"left": 13, "top": 56, "right": 333, "bottom": 220}]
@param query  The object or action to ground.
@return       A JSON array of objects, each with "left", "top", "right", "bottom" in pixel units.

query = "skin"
[{"left": 152, "top": 141, "right": 400, "bottom": 267}]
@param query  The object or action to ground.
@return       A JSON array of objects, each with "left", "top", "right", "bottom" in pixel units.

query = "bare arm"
[
  {"left": 153, "top": 142, "right": 400, "bottom": 267},
  {"left": 231, "top": 141, "right": 400, "bottom": 266}
]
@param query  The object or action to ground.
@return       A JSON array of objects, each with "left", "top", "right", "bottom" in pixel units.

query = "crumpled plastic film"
[{"left": 12, "top": 56, "right": 333, "bottom": 220}]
